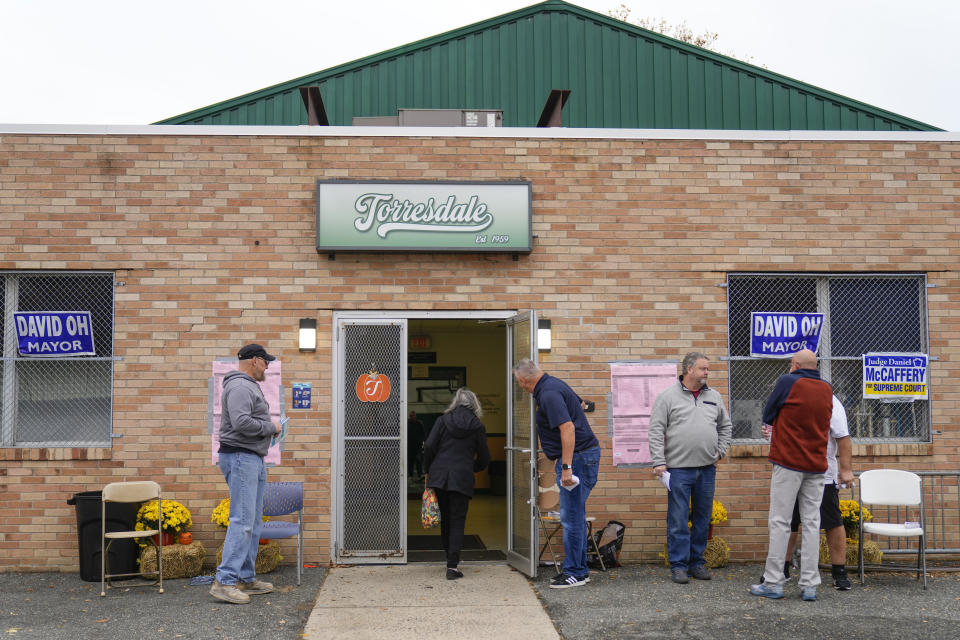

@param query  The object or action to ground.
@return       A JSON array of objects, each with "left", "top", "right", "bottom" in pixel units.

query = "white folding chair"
[
  {"left": 858, "top": 469, "right": 926, "bottom": 589},
  {"left": 100, "top": 481, "right": 164, "bottom": 596}
]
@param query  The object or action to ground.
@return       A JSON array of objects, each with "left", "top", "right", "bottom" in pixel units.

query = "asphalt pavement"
[
  {"left": 532, "top": 562, "right": 960, "bottom": 640},
  {"left": 3, "top": 562, "right": 960, "bottom": 640},
  {"left": 0, "top": 565, "right": 324, "bottom": 640}
]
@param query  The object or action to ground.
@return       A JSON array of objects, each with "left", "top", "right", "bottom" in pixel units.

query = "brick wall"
[{"left": 1, "top": 131, "right": 957, "bottom": 571}]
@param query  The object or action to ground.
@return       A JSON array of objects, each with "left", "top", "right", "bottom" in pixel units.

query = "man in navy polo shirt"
[{"left": 513, "top": 358, "right": 601, "bottom": 589}]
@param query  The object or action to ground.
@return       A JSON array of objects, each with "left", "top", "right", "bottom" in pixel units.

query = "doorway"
[
  {"left": 405, "top": 318, "right": 508, "bottom": 562},
  {"left": 332, "top": 311, "right": 538, "bottom": 574}
]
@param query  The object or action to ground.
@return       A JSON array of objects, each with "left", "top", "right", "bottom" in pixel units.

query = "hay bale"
[
  {"left": 140, "top": 541, "right": 206, "bottom": 579},
  {"left": 818, "top": 535, "right": 883, "bottom": 566},
  {"left": 659, "top": 537, "right": 730, "bottom": 568},
  {"left": 859, "top": 540, "right": 883, "bottom": 565},
  {"left": 215, "top": 541, "right": 280, "bottom": 574},
  {"left": 703, "top": 536, "right": 730, "bottom": 568}
]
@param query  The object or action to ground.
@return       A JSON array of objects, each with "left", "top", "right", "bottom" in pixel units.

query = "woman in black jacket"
[{"left": 423, "top": 387, "right": 491, "bottom": 580}]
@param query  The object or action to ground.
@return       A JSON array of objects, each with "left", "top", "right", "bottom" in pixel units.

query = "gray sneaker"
[
  {"left": 690, "top": 565, "right": 711, "bottom": 580},
  {"left": 210, "top": 580, "right": 251, "bottom": 604},
  {"left": 749, "top": 582, "right": 784, "bottom": 599},
  {"left": 237, "top": 579, "right": 274, "bottom": 595}
]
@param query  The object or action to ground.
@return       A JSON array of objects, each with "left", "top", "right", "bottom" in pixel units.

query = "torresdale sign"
[{"left": 315, "top": 180, "right": 532, "bottom": 252}]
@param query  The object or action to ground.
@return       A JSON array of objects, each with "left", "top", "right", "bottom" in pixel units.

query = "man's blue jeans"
[
  {"left": 666, "top": 464, "right": 716, "bottom": 571},
  {"left": 216, "top": 451, "right": 267, "bottom": 585},
  {"left": 556, "top": 446, "right": 601, "bottom": 579}
]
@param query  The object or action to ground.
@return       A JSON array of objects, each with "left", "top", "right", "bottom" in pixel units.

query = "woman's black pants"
[{"left": 435, "top": 489, "right": 471, "bottom": 568}]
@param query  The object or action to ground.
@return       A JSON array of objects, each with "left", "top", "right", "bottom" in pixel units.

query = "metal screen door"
[
  {"left": 505, "top": 311, "right": 538, "bottom": 576},
  {"left": 335, "top": 319, "right": 406, "bottom": 563}
]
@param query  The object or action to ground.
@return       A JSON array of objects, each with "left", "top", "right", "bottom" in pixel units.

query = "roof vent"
[{"left": 353, "top": 109, "right": 502, "bottom": 127}]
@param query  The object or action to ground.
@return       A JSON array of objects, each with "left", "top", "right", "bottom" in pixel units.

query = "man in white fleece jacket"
[{"left": 648, "top": 352, "right": 732, "bottom": 585}]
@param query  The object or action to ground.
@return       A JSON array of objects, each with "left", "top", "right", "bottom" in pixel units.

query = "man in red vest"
[{"left": 750, "top": 349, "right": 832, "bottom": 602}]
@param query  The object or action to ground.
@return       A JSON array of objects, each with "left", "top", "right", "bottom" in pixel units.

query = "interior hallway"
[{"left": 407, "top": 493, "right": 508, "bottom": 559}]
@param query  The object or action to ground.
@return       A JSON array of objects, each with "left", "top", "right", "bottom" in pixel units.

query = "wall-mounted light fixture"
[
  {"left": 537, "top": 318, "right": 552, "bottom": 352},
  {"left": 299, "top": 318, "right": 317, "bottom": 352}
]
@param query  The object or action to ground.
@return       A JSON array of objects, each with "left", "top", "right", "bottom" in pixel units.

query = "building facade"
[{"left": 1, "top": 125, "right": 958, "bottom": 573}]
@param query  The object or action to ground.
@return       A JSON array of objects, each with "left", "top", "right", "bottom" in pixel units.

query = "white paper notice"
[
  {"left": 610, "top": 363, "right": 677, "bottom": 465},
  {"left": 660, "top": 470, "right": 671, "bottom": 491}
]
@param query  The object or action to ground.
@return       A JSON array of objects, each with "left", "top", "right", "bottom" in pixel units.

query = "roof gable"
[{"left": 157, "top": 0, "right": 938, "bottom": 131}]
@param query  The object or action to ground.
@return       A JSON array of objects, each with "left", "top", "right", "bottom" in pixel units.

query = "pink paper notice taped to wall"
[
  {"left": 610, "top": 363, "right": 677, "bottom": 465},
  {"left": 211, "top": 359, "right": 284, "bottom": 466}
]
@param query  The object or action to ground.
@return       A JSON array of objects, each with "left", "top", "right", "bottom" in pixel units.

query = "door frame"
[{"left": 330, "top": 310, "right": 523, "bottom": 564}]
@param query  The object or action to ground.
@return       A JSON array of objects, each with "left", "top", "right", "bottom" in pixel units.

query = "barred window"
[
  {"left": 1, "top": 272, "right": 115, "bottom": 447},
  {"left": 727, "top": 274, "right": 929, "bottom": 443}
]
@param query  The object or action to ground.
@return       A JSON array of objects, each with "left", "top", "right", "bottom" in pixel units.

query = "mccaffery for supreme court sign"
[
  {"left": 862, "top": 353, "right": 928, "bottom": 399},
  {"left": 315, "top": 180, "right": 532, "bottom": 252}
]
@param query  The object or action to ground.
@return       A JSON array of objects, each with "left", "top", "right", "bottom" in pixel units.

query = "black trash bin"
[
  {"left": 488, "top": 460, "right": 507, "bottom": 496},
  {"left": 67, "top": 490, "right": 140, "bottom": 582}
]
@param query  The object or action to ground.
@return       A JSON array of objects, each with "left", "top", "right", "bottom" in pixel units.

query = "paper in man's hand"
[{"left": 271, "top": 416, "right": 290, "bottom": 447}]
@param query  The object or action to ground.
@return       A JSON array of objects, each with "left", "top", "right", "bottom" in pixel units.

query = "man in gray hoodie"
[
  {"left": 648, "top": 352, "right": 732, "bottom": 585},
  {"left": 210, "top": 344, "right": 282, "bottom": 605}
]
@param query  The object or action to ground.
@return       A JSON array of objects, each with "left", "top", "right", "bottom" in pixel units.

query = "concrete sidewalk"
[{"left": 303, "top": 564, "right": 559, "bottom": 640}]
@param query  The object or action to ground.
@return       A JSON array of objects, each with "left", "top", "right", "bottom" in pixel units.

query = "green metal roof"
[{"left": 157, "top": 0, "right": 939, "bottom": 131}]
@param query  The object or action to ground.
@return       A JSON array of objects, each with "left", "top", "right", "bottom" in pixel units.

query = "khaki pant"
[{"left": 762, "top": 465, "right": 825, "bottom": 588}]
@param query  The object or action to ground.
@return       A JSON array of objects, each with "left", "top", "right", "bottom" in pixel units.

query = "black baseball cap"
[{"left": 237, "top": 343, "right": 276, "bottom": 361}]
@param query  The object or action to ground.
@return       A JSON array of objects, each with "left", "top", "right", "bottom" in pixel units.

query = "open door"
[{"left": 505, "top": 311, "right": 537, "bottom": 576}]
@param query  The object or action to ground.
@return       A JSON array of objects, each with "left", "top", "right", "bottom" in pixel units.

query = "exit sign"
[{"left": 410, "top": 335, "right": 431, "bottom": 350}]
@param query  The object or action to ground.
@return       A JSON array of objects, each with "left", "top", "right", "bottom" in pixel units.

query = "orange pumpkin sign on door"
[{"left": 356, "top": 369, "right": 392, "bottom": 403}]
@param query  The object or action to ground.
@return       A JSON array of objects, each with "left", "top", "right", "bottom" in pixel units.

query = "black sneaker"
[
  {"left": 833, "top": 572, "right": 852, "bottom": 590},
  {"left": 761, "top": 561, "right": 792, "bottom": 584},
  {"left": 446, "top": 568, "right": 463, "bottom": 580},
  {"left": 550, "top": 573, "right": 588, "bottom": 589}
]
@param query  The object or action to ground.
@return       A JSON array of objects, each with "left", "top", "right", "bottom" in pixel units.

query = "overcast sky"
[{"left": 1, "top": 0, "right": 956, "bottom": 130}]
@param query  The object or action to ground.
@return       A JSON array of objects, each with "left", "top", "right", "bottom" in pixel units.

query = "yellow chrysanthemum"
[
  {"left": 211, "top": 497, "right": 269, "bottom": 528},
  {"left": 688, "top": 499, "right": 728, "bottom": 527},
  {"left": 711, "top": 499, "right": 728, "bottom": 525},
  {"left": 135, "top": 499, "right": 193, "bottom": 534},
  {"left": 839, "top": 499, "right": 872, "bottom": 531},
  {"left": 211, "top": 498, "right": 232, "bottom": 528}
]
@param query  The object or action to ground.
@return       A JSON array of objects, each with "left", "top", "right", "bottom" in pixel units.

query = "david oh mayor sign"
[
  {"left": 15, "top": 311, "right": 96, "bottom": 357},
  {"left": 750, "top": 312, "right": 824, "bottom": 358}
]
